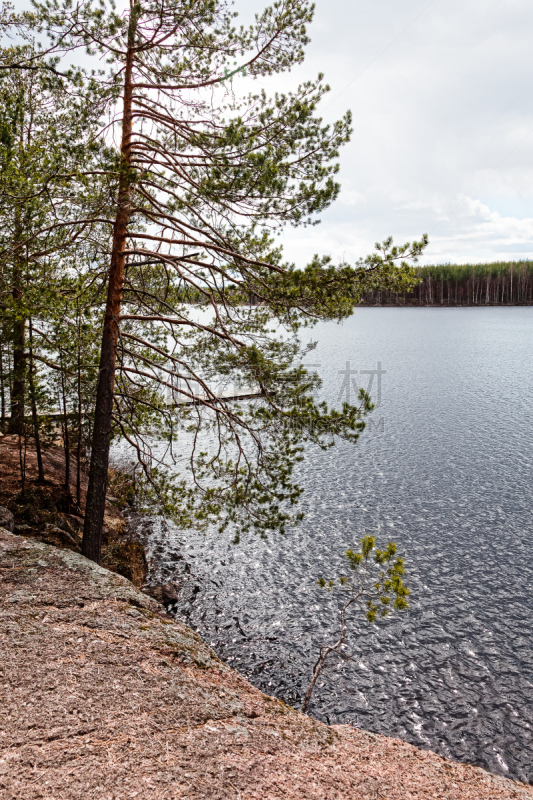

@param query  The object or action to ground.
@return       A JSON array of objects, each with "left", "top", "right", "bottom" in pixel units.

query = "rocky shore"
[
  {"left": 1, "top": 527, "right": 532, "bottom": 799},
  {"left": 0, "top": 433, "right": 147, "bottom": 586}
]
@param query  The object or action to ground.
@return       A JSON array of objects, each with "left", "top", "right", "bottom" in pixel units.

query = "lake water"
[{"left": 137, "top": 308, "right": 533, "bottom": 783}]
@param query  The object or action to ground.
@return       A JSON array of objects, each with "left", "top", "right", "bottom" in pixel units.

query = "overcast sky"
[
  {"left": 236, "top": 0, "right": 533, "bottom": 266},
  {"left": 14, "top": 0, "right": 533, "bottom": 266}
]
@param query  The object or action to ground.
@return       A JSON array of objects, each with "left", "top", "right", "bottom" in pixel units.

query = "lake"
[{"left": 136, "top": 307, "right": 533, "bottom": 783}]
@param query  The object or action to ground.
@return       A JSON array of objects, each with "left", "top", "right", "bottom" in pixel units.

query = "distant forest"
[{"left": 360, "top": 261, "right": 533, "bottom": 306}]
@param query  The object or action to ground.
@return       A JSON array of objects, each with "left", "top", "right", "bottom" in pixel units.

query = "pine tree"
[
  {"left": 0, "top": 43, "right": 108, "bottom": 442},
  {"left": 4, "top": 1, "right": 427, "bottom": 562}
]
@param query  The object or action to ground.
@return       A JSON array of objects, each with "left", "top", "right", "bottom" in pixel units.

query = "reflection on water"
[{"left": 133, "top": 308, "right": 533, "bottom": 783}]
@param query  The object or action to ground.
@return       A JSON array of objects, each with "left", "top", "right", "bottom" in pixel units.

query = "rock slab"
[
  {"left": 1, "top": 526, "right": 532, "bottom": 800},
  {"left": 0, "top": 506, "right": 14, "bottom": 532}
]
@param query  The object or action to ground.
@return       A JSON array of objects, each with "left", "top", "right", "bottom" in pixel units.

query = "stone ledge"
[{"left": 1, "top": 527, "right": 532, "bottom": 800}]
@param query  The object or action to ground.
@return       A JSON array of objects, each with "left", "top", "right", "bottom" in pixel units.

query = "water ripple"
[{"left": 134, "top": 308, "right": 533, "bottom": 784}]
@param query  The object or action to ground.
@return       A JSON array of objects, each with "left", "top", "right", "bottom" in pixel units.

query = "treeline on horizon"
[
  {"left": 360, "top": 260, "right": 533, "bottom": 306},
  {"left": 176, "top": 260, "right": 533, "bottom": 307}
]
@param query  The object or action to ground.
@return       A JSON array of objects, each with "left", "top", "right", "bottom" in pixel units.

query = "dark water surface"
[{"left": 136, "top": 308, "right": 533, "bottom": 783}]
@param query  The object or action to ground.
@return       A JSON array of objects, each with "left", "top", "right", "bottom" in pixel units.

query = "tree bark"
[
  {"left": 302, "top": 596, "right": 353, "bottom": 713},
  {"left": 28, "top": 320, "right": 45, "bottom": 483},
  {"left": 82, "top": 35, "right": 136, "bottom": 563},
  {"left": 76, "top": 307, "right": 82, "bottom": 509},
  {"left": 18, "top": 430, "right": 26, "bottom": 499},
  {"left": 8, "top": 217, "right": 26, "bottom": 435},
  {"left": 59, "top": 349, "right": 71, "bottom": 511},
  {"left": 0, "top": 340, "right": 6, "bottom": 432}
]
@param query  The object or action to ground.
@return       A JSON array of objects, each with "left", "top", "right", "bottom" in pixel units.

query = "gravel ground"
[{"left": 1, "top": 527, "right": 532, "bottom": 800}]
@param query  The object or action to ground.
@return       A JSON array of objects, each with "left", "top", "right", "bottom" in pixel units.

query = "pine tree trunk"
[
  {"left": 18, "top": 429, "right": 26, "bottom": 499},
  {"left": 8, "top": 217, "right": 26, "bottom": 435},
  {"left": 28, "top": 321, "right": 45, "bottom": 483},
  {"left": 82, "top": 40, "right": 136, "bottom": 563},
  {"left": 76, "top": 310, "right": 82, "bottom": 509},
  {"left": 0, "top": 340, "right": 6, "bottom": 432},
  {"left": 9, "top": 308, "right": 25, "bottom": 433},
  {"left": 59, "top": 350, "right": 71, "bottom": 511}
]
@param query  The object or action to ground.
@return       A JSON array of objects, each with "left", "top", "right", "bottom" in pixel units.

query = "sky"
[
  {"left": 236, "top": 0, "right": 533, "bottom": 266},
  {"left": 11, "top": 0, "right": 533, "bottom": 266}
]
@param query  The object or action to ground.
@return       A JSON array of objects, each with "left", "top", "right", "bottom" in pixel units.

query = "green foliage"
[
  {"left": 0, "top": 1, "right": 427, "bottom": 541},
  {"left": 419, "top": 260, "right": 533, "bottom": 283},
  {"left": 374, "top": 260, "right": 533, "bottom": 306},
  {"left": 320, "top": 535, "right": 410, "bottom": 621},
  {"left": 303, "top": 536, "right": 410, "bottom": 711}
]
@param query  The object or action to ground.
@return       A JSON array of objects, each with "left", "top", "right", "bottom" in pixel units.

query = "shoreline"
[
  {"left": 0, "top": 433, "right": 147, "bottom": 588},
  {"left": 2, "top": 435, "right": 532, "bottom": 795},
  {"left": 355, "top": 302, "right": 533, "bottom": 307},
  {"left": 1, "top": 526, "right": 532, "bottom": 799}
]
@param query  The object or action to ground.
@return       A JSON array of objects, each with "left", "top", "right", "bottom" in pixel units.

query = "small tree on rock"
[{"left": 302, "top": 535, "right": 410, "bottom": 714}]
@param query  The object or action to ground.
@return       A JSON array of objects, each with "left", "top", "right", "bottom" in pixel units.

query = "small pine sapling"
[{"left": 302, "top": 535, "right": 410, "bottom": 713}]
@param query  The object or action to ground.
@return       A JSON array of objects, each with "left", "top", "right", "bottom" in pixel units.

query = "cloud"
[
  {"left": 339, "top": 190, "right": 367, "bottom": 207},
  {"left": 29, "top": 0, "right": 533, "bottom": 266},
  {"left": 240, "top": 0, "right": 533, "bottom": 264}
]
